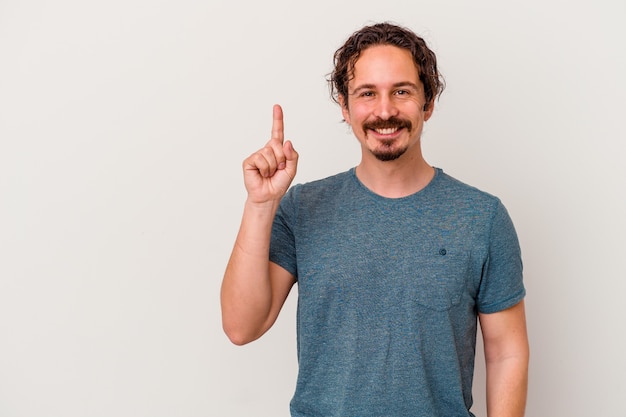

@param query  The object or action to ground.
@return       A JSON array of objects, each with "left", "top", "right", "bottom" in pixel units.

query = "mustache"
[{"left": 362, "top": 117, "right": 412, "bottom": 132}]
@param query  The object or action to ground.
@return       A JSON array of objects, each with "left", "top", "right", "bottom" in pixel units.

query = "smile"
[
  {"left": 374, "top": 127, "right": 400, "bottom": 135},
  {"left": 363, "top": 116, "right": 412, "bottom": 137}
]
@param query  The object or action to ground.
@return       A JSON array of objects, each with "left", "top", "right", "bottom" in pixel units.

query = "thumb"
[{"left": 283, "top": 140, "right": 299, "bottom": 173}]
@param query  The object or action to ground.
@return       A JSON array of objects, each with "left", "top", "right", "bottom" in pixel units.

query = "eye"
[
  {"left": 360, "top": 91, "right": 375, "bottom": 97},
  {"left": 395, "top": 89, "right": 410, "bottom": 96}
]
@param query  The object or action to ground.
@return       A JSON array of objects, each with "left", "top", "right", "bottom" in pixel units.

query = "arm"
[
  {"left": 221, "top": 104, "right": 298, "bottom": 346},
  {"left": 479, "top": 300, "right": 530, "bottom": 417}
]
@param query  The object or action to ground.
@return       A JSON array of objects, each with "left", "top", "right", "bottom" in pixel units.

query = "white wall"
[{"left": 1, "top": 0, "right": 624, "bottom": 416}]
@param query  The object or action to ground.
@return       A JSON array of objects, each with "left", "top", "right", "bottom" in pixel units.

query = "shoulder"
[
  {"left": 299, "top": 169, "right": 354, "bottom": 190},
  {"left": 286, "top": 169, "right": 356, "bottom": 202},
  {"left": 431, "top": 168, "right": 503, "bottom": 212},
  {"left": 435, "top": 169, "right": 498, "bottom": 199}
]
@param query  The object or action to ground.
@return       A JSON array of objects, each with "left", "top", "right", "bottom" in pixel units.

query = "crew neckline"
[{"left": 349, "top": 167, "right": 442, "bottom": 202}]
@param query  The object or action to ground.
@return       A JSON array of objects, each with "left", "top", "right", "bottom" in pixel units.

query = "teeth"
[{"left": 375, "top": 127, "right": 398, "bottom": 135}]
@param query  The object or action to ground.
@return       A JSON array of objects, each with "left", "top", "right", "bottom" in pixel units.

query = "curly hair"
[{"left": 329, "top": 22, "right": 445, "bottom": 110}]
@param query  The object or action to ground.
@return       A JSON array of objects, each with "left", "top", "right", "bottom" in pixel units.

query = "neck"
[{"left": 355, "top": 154, "right": 435, "bottom": 198}]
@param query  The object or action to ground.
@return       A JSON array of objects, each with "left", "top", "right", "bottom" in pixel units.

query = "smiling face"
[{"left": 340, "top": 45, "right": 434, "bottom": 162}]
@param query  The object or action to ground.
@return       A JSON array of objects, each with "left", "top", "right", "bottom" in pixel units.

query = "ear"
[
  {"left": 423, "top": 100, "right": 435, "bottom": 121},
  {"left": 338, "top": 94, "right": 351, "bottom": 124}
]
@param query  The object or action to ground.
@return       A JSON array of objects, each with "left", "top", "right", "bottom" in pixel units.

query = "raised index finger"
[{"left": 271, "top": 104, "right": 284, "bottom": 144}]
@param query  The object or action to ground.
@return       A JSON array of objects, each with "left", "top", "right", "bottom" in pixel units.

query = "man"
[{"left": 221, "top": 22, "right": 529, "bottom": 417}]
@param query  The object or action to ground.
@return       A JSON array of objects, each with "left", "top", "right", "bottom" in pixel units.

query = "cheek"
[{"left": 345, "top": 105, "right": 372, "bottom": 126}]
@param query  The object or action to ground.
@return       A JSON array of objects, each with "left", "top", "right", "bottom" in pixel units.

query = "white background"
[{"left": 1, "top": 0, "right": 624, "bottom": 416}]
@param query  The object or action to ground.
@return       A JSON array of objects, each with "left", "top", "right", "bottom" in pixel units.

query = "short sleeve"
[
  {"left": 476, "top": 200, "right": 525, "bottom": 313},
  {"left": 269, "top": 185, "right": 300, "bottom": 278}
]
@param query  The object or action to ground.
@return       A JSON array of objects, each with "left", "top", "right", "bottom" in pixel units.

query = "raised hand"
[{"left": 242, "top": 104, "right": 299, "bottom": 204}]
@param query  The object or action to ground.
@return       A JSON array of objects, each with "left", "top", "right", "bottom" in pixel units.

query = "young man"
[{"left": 221, "top": 22, "right": 529, "bottom": 417}]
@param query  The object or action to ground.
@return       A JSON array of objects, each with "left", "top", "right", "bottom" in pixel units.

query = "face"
[{"left": 340, "top": 45, "right": 434, "bottom": 162}]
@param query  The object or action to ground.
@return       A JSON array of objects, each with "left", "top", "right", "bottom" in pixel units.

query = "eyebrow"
[{"left": 349, "top": 81, "right": 421, "bottom": 95}]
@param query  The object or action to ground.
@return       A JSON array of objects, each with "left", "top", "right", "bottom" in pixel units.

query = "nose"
[{"left": 373, "top": 94, "right": 399, "bottom": 120}]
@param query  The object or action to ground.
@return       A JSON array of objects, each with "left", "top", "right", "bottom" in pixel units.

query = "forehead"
[{"left": 350, "top": 45, "right": 420, "bottom": 86}]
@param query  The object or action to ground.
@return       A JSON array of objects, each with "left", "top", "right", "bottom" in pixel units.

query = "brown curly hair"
[{"left": 329, "top": 22, "right": 445, "bottom": 110}]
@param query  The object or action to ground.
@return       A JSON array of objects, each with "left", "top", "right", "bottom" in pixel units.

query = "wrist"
[{"left": 243, "top": 197, "right": 281, "bottom": 216}]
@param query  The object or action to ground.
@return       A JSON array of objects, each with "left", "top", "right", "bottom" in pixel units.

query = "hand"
[{"left": 242, "top": 104, "right": 299, "bottom": 204}]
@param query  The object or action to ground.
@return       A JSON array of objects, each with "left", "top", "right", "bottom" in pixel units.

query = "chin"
[{"left": 372, "top": 147, "right": 408, "bottom": 161}]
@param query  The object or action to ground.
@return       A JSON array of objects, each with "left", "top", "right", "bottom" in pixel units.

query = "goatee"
[
  {"left": 362, "top": 116, "right": 412, "bottom": 161},
  {"left": 371, "top": 143, "right": 409, "bottom": 161}
]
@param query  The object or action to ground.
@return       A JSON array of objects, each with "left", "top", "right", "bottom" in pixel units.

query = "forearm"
[
  {"left": 485, "top": 351, "right": 529, "bottom": 417},
  {"left": 480, "top": 301, "right": 529, "bottom": 417},
  {"left": 221, "top": 199, "right": 280, "bottom": 344}
]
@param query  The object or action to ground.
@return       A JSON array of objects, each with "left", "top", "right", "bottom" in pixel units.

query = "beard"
[
  {"left": 371, "top": 141, "right": 409, "bottom": 161},
  {"left": 362, "top": 116, "right": 413, "bottom": 161}
]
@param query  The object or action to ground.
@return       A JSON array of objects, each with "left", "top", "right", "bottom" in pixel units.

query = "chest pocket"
[{"left": 408, "top": 252, "right": 469, "bottom": 311}]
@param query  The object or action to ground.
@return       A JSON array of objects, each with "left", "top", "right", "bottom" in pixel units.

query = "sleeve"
[
  {"left": 476, "top": 200, "right": 526, "bottom": 314},
  {"left": 269, "top": 185, "right": 300, "bottom": 279}
]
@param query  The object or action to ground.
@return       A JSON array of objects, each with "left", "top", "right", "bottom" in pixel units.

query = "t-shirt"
[{"left": 270, "top": 167, "right": 525, "bottom": 417}]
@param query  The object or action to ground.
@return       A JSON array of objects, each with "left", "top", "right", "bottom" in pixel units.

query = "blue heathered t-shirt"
[{"left": 270, "top": 168, "right": 525, "bottom": 417}]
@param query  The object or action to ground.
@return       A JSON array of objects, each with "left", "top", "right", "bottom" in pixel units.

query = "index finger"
[{"left": 271, "top": 104, "right": 284, "bottom": 144}]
